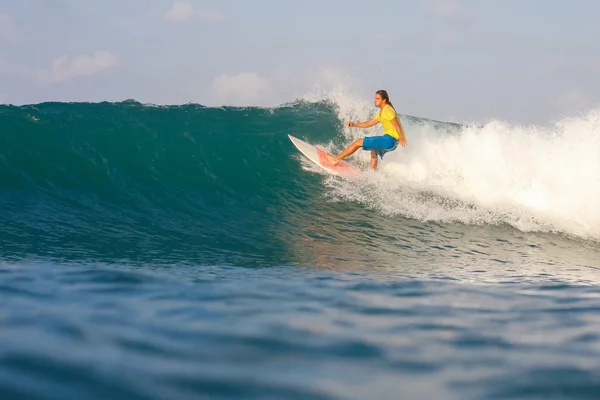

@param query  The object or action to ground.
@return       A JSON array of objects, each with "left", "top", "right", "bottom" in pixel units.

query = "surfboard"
[{"left": 288, "top": 134, "right": 360, "bottom": 178}]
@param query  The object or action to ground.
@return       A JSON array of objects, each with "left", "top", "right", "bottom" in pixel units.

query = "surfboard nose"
[{"left": 288, "top": 134, "right": 360, "bottom": 178}]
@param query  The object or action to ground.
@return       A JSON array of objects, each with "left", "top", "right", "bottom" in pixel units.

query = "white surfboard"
[{"left": 288, "top": 134, "right": 360, "bottom": 178}]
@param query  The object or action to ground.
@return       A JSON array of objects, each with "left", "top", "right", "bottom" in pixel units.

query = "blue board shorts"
[{"left": 362, "top": 134, "right": 398, "bottom": 159}]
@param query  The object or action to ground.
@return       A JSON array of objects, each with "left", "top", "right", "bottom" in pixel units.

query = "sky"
[{"left": 1, "top": 0, "right": 600, "bottom": 124}]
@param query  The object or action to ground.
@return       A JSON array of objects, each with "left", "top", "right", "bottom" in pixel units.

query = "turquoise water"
[{"left": 1, "top": 101, "right": 600, "bottom": 399}]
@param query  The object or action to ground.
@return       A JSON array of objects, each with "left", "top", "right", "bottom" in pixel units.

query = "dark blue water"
[{"left": 1, "top": 101, "right": 600, "bottom": 399}]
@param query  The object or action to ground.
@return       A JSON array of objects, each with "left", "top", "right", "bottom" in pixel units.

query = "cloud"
[
  {"left": 208, "top": 72, "right": 273, "bottom": 105},
  {"left": 428, "top": 0, "right": 468, "bottom": 20},
  {"left": 35, "top": 51, "right": 119, "bottom": 85},
  {"left": 164, "top": 1, "right": 225, "bottom": 23},
  {"left": 0, "top": 12, "right": 23, "bottom": 44}
]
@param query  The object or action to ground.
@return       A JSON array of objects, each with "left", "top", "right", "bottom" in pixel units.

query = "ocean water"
[{"left": 1, "top": 99, "right": 600, "bottom": 399}]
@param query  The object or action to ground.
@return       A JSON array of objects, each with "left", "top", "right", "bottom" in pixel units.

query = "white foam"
[{"left": 302, "top": 70, "right": 600, "bottom": 240}]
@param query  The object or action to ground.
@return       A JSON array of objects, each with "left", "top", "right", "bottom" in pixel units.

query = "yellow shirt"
[{"left": 374, "top": 104, "right": 402, "bottom": 140}]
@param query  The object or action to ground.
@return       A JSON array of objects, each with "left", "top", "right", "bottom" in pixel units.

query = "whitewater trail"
[{"left": 301, "top": 82, "right": 600, "bottom": 241}]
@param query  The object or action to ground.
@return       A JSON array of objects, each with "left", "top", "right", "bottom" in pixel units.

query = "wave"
[
  {"left": 0, "top": 94, "right": 599, "bottom": 266},
  {"left": 303, "top": 87, "right": 600, "bottom": 241},
  {"left": 0, "top": 100, "right": 338, "bottom": 263}
]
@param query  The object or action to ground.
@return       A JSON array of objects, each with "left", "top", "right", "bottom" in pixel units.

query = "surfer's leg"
[
  {"left": 370, "top": 151, "right": 378, "bottom": 170},
  {"left": 328, "top": 138, "right": 363, "bottom": 164}
]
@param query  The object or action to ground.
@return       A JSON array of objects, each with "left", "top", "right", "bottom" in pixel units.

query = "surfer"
[{"left": 328, "top": 90, "right": 408, "bottom": 170}]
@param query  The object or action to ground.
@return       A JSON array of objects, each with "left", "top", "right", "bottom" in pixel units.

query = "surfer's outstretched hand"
[
  {"left": 346, "top": 121, "right": 354, "bottom": 127},
  {"left": 399, "top": 138, "right": 408, "bottom": 147}
]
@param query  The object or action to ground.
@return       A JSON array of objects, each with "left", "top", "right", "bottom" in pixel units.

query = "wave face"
[
  {"left": 1, "top": 99, "right": 600, "bottom": 267},
  {"left": 0, "top": 101, "right": 338, "bottom": 265}
]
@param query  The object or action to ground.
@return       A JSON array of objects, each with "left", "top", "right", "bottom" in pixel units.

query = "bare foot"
[{"left": 326, "top": 154, "right": 340, "bottom": 165}]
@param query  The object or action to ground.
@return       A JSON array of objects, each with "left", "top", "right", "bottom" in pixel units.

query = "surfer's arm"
[
  {"left": 391, "top": 117, "right": 408, "bottom": 147},
  {"left": 347, "top": 119, "right": 378, "bottom": 128},
  {"left": 391, "top": 117, "right": 406, "bottom": 140}
]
